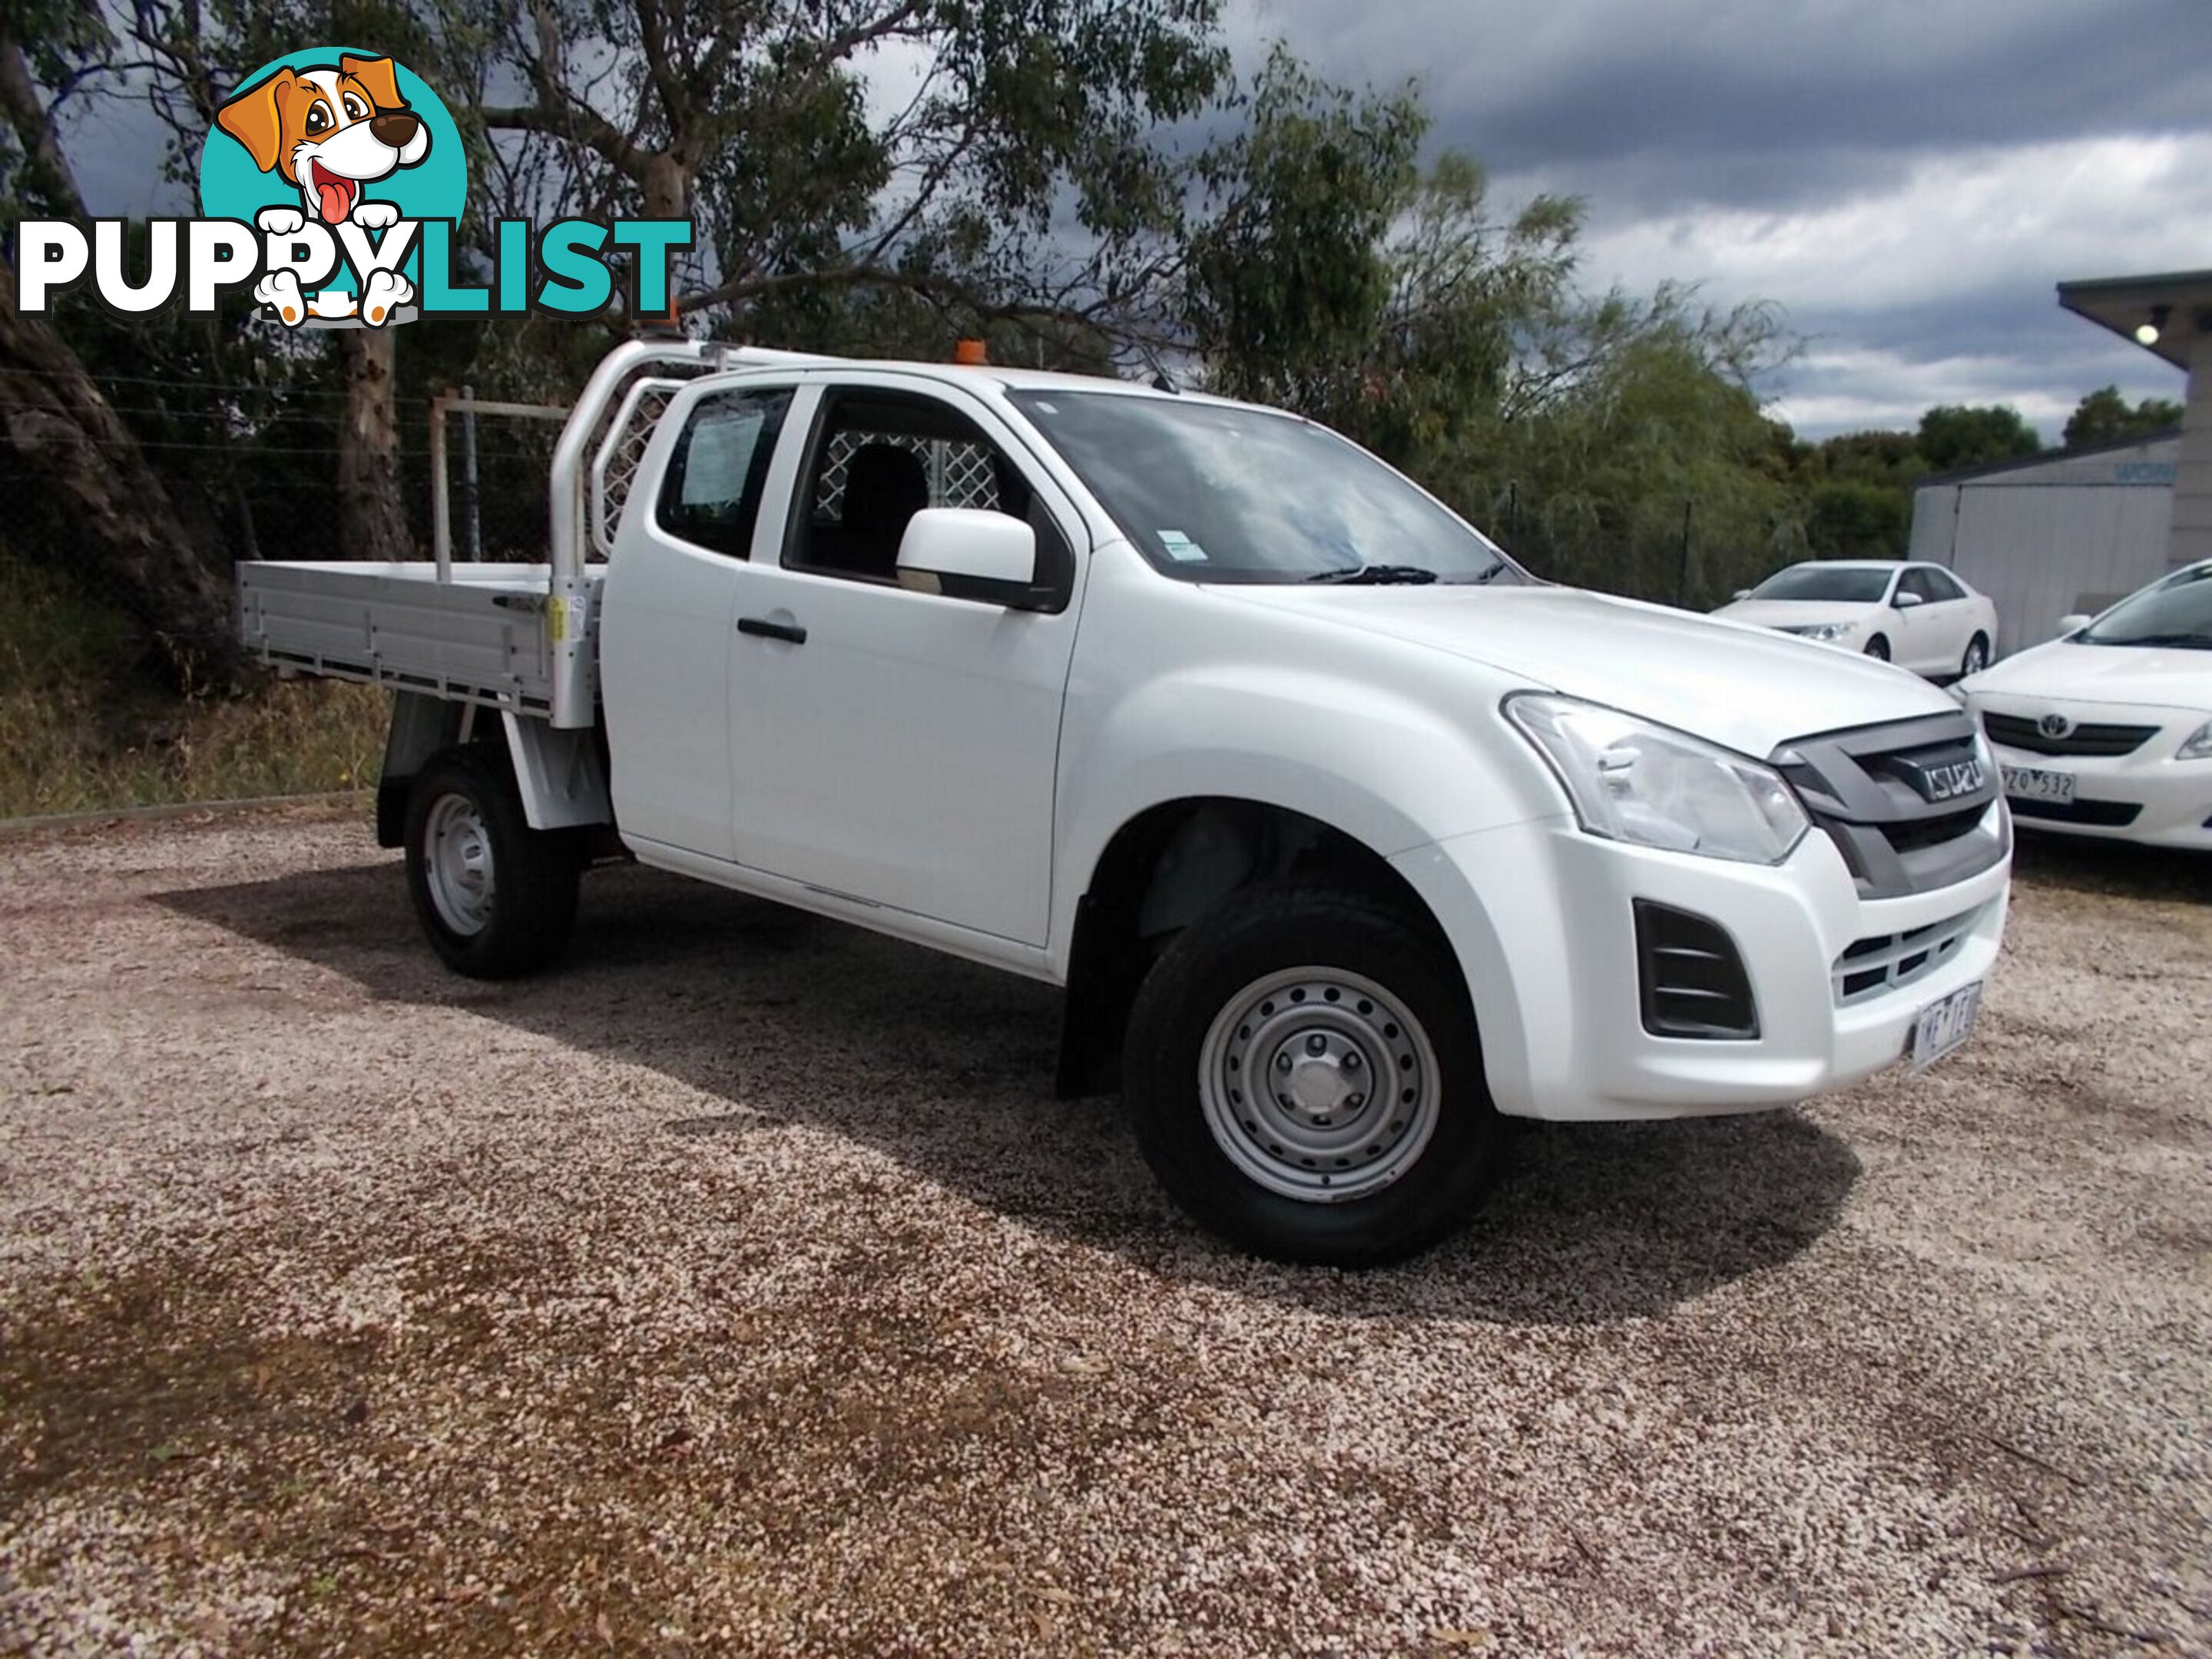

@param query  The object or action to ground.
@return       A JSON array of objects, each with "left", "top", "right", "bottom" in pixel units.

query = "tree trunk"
[
  {"left": 337, "top": 329, "right": 410, "bottom": 561},
  {"left": 0, "top": 256, "right": 248, "bottom": 690},
  {"left": 0, "top": 32, "right": 86, "bottom": 221},
  {"left": 643, "top": 152, "right": 690, "bottom": 222}
]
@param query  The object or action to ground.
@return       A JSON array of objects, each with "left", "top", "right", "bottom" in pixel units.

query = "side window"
[
  {"left": 786, "top": 389, "right": 1073, "bottom": 608},
  {"left": 654, "top": 387, "right": 794, "bottom": 560},
  {"left": 1919, "top": 568, "right": 1965, "bottom": 602}
]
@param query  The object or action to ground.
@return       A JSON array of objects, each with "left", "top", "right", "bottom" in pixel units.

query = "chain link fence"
[{"left": 0, "top": 367, "right": 571, "bottom": 818}]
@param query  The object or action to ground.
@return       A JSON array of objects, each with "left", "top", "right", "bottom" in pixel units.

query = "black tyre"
[
  {"left": 1960, "top": 634, "right": 1990, "bottom": 677},
  {"left": 1123, "top": 882, "right": 1503, "bottom": 1267},
  {"left": 403, "top": 747, "right": 582, "bottom": 979},
  {"left": 1864, "top": 634, "right": 1891, "bottom": 661}
]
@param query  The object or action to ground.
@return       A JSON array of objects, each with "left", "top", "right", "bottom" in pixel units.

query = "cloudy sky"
[{"left": 1233, "top": 0, "right": 2211, "bottom": 438}]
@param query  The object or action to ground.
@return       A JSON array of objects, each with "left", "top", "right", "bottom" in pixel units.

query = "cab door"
[
  {"left": 719, "top": 376, "right": 1086, "bottom": 946},
  {"left": 598, "top": 380, "right": 800, "bottom": 859}
]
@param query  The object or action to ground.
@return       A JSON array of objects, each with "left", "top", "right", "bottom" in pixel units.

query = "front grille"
[
  {"left": 1833, "top": 903, "right": 1985, "bottom": 1004},
  {"left": 1634, "top": 902, "right": 1758, "bottom": 1039},
  {"left": 1773, "top": 712, "right": 2008, "bottom": 899},
  {"left": 2008, "top": 796, "right": 2143, "bottom": 826},
  {"left": 1982, "top": 713, "right": 2157, "bottom": 757},
  {"left": 1883, "top": 805, "right": 1991, "bottom": 856}
]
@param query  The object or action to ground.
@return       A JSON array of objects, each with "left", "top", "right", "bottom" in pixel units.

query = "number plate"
[
  {"left": 2002, "top": 764, "right": 2075, "bottom": 805},
  {"left": 1909, "top": 981, "right": 1982, "bottom": 1072}
]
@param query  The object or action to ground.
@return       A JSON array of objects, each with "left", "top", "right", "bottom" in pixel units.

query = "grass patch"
[{"left": 0, "top": 555, "right": 387, "bottom": 819}]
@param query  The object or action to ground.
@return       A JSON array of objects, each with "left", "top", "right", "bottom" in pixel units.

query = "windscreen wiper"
[{"left": 1303, "top": 564, "right": 1441, "bottom": 584}]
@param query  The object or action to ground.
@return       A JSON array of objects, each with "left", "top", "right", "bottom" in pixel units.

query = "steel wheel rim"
[
  {"left": 1963, "top": 640, "right": 1987, "bottom": 674},
  {"left": 423, "top": 793, "right": 495, "bottom": 936},
  {"left": 1197, "top": 966, "right": 1442, "bottom": 1204}
]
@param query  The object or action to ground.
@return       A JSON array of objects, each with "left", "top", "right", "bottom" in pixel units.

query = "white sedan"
[
  {"left": 1714, "top": 560, "right": 2000, "bottom": 679},
  {"left": 1960, "top": 560, "right": 2212, "bottom": 849}
]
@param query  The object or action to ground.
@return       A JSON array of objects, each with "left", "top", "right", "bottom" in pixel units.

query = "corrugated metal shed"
[{"left": 1907, "top": 434, "right": 2178, "bottom": 656}]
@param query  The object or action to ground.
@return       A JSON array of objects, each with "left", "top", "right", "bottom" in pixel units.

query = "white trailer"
[{"left": 1908, "top": 435, "right": 2181, "bottom": 654}]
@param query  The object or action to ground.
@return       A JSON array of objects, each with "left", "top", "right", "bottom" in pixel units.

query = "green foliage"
[
  {"left": 2062, "top": 385, "right": 2184, "bottom": 449},
  {"left": 1186, "top": 51, "right": 1427, "bottom": 418},
  {"left": 1806, "top": 480, "right": 1910, "bottom": 561},
  {"left": 1453, "top": 290, "right": 1807, "bottom": 604},
  {"left": 1186, "top": 71, "right": 1800, "bottom": 606},
  {"left": 1916, "top": 403, "right": 2041, "bottom": 472},
  {"left": 418, "top": 0, "right": 1237, "bottom": 353}
]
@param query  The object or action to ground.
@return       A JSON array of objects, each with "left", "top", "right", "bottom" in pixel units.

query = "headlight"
[
  {"left": 2178, "top": 719, "right": 2212, "bottom": 762},
  {"left": 1779, "top": 621, "right": 1856, "bottom": 642},
  {"left": 1504, "top": 694, "right": 1810, "bottom": 864}
]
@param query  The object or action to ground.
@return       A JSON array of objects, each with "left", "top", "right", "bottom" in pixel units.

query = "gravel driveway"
[{"left": 2, "top": 804, "right": 2207, "bottom": 1657}]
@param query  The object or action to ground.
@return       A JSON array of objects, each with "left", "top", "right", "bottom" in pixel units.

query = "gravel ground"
[{"left": 1, "top": 803, "right": 2207, "bottom": 1657}]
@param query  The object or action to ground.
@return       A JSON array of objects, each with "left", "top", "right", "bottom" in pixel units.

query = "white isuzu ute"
[{"left": 238, "top": 340, "right": 2012, "bottom": 1264}]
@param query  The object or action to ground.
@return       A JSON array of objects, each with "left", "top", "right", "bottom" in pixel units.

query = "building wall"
[
  {"left": 2171, "top": 334, "right": 2212, "bottom": 569},
  {"left": 1911, "top": 436, "right": 2178, "bottom": 654}
]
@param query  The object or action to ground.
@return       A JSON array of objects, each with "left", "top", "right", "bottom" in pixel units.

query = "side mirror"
[
  {"left": 2055, "top": 613, "right": 2091, "bottom": 637},
  {"left": 1894, "top": 590, "right": 1925, "bottom": 609},
  {"left": 896, "top": 508, "right": 1039, "bottom": 603},
  {"left": 1730, "top": 588, "right": 1751, "bottom": 603}
]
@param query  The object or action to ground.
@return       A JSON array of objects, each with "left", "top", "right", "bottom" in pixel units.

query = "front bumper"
[
  {"left": 1970, "top": 694, "right": 2212, "bottom": 850},
  {"left": 1391, "top": 809, "right": 2012, "bottom": 1122}
]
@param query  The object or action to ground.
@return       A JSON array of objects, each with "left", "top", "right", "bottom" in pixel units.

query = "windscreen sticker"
[{"left": 1159, "top": 529, "right": 1208, "bottom": 564}]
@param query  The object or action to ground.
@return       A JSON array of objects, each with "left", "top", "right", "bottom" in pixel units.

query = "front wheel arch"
[{"left": 1056, "top": 796, "right": 1458, "bottom": 1099}]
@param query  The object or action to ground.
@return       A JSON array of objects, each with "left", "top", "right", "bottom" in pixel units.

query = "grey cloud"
[{"left": 1243, "top": 0, "right": 2212, "bottom": 210}]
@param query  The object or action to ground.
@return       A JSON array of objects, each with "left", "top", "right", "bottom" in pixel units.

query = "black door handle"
[{"left": 737, "top": 616, "right": 806, "bottom": 644}]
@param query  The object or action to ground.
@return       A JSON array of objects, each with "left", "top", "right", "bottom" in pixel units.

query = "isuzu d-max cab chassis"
[{"left": 238, "top": 340, "right": 2012, "bottom": 1264}]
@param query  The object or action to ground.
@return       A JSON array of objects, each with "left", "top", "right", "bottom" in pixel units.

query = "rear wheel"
[
  {"left": 1864, "top": 634, "right": 1891, "bottom": 661},
  {"left": 1960, "top": 634, "right": 1989, "bottom": 677},
  {"left": 404, "top": 747, "right": 582, "bottom": 979},
  {"left": 1123, "top": 882, "right": 1502, "bottom": 1267}
]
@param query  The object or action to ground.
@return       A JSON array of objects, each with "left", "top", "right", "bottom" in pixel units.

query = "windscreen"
[
  {"left": 1748, "top": 566, "right": 1895, "bottom": 604},
  {"left": 1007, "top": 389, "right": 1520, "bottom": 584},
  {"left": 2079, "top": 563, "right": 2212, "bottom": 648}
]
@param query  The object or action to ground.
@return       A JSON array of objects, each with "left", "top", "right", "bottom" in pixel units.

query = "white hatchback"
[
  {"left": 1962, "top": 560, "right": 2212, "bottom": 850},
  {"left": 1715, "top": 560, "right": 2001, "bottom": 680}
]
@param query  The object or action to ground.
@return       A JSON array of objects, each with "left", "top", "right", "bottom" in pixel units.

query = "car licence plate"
[
  {"left": 2002, "top": 764, "right": 2075, "bottom": 805},
  {"left": 1909, "top": 981, "right": 1982, "bottom": 1072}
]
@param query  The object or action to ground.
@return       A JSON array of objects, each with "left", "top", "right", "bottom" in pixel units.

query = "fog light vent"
[{"left": 1634, "top": 901, "right": 1758, "bottom": 1039}]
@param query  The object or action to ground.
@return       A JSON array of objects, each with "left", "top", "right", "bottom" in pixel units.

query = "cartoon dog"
[{"left": 217, "top": 55, "right": 427, "bottom": 326}]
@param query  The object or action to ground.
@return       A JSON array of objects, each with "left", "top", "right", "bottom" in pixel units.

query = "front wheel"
[
  {"left": 404, "top": 747, "right": 582, "bottom": 979},
  {"left": 1864, "top": 634, "right": 1891, "bottom": 661},
  {"left": 1123, "top": 882, "right": 1503, "bottom": 1267}
]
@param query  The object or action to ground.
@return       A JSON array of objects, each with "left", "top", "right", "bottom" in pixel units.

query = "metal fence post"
[
  {"left": 430, "top": 393, "right": 451, "bottom": 581},
  {"left": 1676, "top": 498, "right": 1695, "bottom": 608},
  {"left": 461, "top": 382, "right": 482, "bottom": 562}
]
